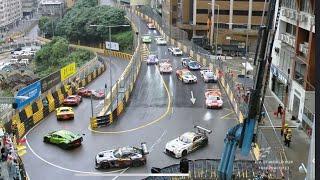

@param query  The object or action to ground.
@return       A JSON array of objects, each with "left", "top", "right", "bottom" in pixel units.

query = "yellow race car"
[{"left": 56, "top": 107, "right": 74, "bottom": 121}]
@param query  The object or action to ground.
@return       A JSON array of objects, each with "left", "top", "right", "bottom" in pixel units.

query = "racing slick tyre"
[
  {"left": 181, "top": 150, "right": 188, "bottom": 157},
  {"left": 101, "top": 162, "right": 110, "bottom": 169},
  {"left": 60, "top": 143, "right": 69, "bottom": 150},
  {"left": 201, "top": 138, "right": 209, "bottom": 147},
  {"left": 43, "top": 137, "right": 50, "bottom": 143},
  {"left": 132, "top": 160, "right": 143, "bottom": 167}
]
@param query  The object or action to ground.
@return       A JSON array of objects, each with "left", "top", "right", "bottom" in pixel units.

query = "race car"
[
  {"left": 43, "top": 130, "right": 83, "bottom": 149},
  {"left": 56, "top": 107, "right": 74, "bottom": 120},
  {"left": 142, "top": 35, "right": 152, "bottom": 43},
  {"left": 158, "top": 60, "right": 172, "bottom": 74},
  {"left": 200, "top": 69, "right": 218, "bottom": 83},
  {"left": 155, "top": 37, "right": 167, "bottom": 45},
  {"left": 62, "top": 95, "right": 82, "bottom": 106},
  {"left": 168, "top": 47, "right": 183, "bottom": 56},
  {"left": 147, "top": 22, "right": 156, "bottom": 29},
  {"left": 77, "top": 87, "right": 105, "bottom": 99},
  {"left": 95, "top": 142, "right": 149, "bottom": 169},
  {"left": 205, "top": 88, "right": 223, "bottom": 109},
  {"left": 165, "top": 126, "right": 212, "bottom": 158},
  {"left": 146, "top": 54, "right": 159, "bottom": 65},
  {"left": 182, "top": 59, "right": 201, "bottom": 70},
  {"left": 176, "top": 69, "right": 197, "bottom": 83}
]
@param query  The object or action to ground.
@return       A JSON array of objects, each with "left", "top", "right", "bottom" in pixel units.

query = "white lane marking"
[
  {"left": 111, "top": 167, "right": 129, "bottom": 180},
  {"left": 150, "top": 130, "right": 167, "bottom": 153},
  {"left": 24, "top": 114, "right": 126, "bottom": 175}
]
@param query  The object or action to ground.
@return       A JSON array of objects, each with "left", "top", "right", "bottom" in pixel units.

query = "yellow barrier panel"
[
  {"left": 87, "top": 73, "right": 92, "bottom": 83},
  {"left": 12, "top": 113, "right": 21, "bottom": 125},
  {"left": 81, "top": 79, "right": 86, "bottom": 87},
  {"left": 36, "top": 99, "right": 43, "bottom": 110},
  {"left": 47, "top": 93, "right": 55, "bottom": 112},
  {"left": 24, "top": 105, "right": 33, "bottom": 119},
  {"left": 90, "top": 117, "right": 98, "bottom": 129},
  {"left": 57, "top": 88, "right": 64, "bottom": 104},
  {"left": 117, "top": 101, "right": 124, "bottom": 116},
  {"left": 17, "top": 123, "right": 25, "bottom": 138},
  {"left": 93, "top": 70, "right": 97, "bottom": 79},
  {"left": 109, "top": 113, "right": 113, "bottom": 124},
  {"left": 33, "top": 110, "right": 43, "bottom": 124},
  {"left": 252, "top": 143, "right": 261, "bottom": 160}
]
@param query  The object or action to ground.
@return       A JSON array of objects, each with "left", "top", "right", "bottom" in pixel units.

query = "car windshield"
[
  {"left": 179, "top": 134, "right": 192, "bottom": 143},
  {"left": 60, "top": 109, "right": 70, "bottom": 112},
  {"left": 205, "top": 72, "right": 214, "bottom": 77},
  {"left": 158, "top": 38, "right": 164, "bottom": 41},
  {"left": 189, "top": 62, "right": 198, "bottom": 66},
  {"left": 174, "top": 49, "right": 180, "bottom": 52},
  {"left": 208, "top": 96, "right": 220, "bottom": 101},
  {"left": 184, "top": 72, "right": 193, "bottom": 76}
]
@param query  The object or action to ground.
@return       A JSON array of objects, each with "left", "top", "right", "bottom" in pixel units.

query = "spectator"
[
  {"left": 277, "top": 104, "right": 283, "bottom": 118},
  {"left": 285, "top": 129, "right": 292, "bottom": 147}
]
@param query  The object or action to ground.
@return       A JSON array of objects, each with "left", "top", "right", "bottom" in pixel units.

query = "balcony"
[
  {"left": 279, "top": 33, "right": 296, "bottom": 47},
  {"left": 294, "top": 72, "right": 304, "bottom": 86},
  {"left": 298, "top": 12, "right": 315, "bottom": 32},
  {"left": 280, "top": 7, "right": 298, "bottom": 25}
]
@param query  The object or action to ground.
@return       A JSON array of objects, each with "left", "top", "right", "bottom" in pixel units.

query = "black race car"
[{"left": 95, "top": 143, "right": 148, "bottom": 169}]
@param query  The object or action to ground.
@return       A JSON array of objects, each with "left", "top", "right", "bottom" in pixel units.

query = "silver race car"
[{"left": 165, "top": 126, "right": 212, "bottom": 158}]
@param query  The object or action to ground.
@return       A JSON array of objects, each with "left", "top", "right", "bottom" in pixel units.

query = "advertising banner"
[
  {"left": 15, "top": 81, "right": 41, "bottom": 110},
  {"left": 61, "top": 62, "right": 76, "bottom": 81},
  {"left": 40, "top": 70, "right": 61, "bottom": 92},
  {"left": 105, "top": 41, "right": 120, "bottom": 51}
]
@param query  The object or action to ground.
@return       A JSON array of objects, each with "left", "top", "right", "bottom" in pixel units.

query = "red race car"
[
  {"left": 63, "top": 95, "right": 82, "bottom": 106},
  {"left": 77, "top": 87, "right": 105, "bottom": 99}
]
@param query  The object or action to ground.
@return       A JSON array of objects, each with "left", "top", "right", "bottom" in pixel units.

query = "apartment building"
[
  {"left": 0, "top": 0, "right": 23, "bottom": 32},
  {"left": 270, "top": 0, "right": 315, "bottom": 133},
  {"left": 162, "top": 0, "right": 269, "bottom": 54},
  {"left": 21, "top": 0, "right": 38, "bottom": 18},
  {"left": 39, "top": 0, "right": 65, "bottom": 17}
]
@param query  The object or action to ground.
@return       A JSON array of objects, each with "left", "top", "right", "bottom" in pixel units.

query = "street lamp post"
[
  {"left": 89, "top": 24, "right": 130, "bottom": 109},
  {"left": 208, "top": 3, "right": 220, "bottom": 67}
]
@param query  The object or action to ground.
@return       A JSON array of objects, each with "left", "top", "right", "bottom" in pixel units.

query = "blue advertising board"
[{"left": 15, "top": 81, "right": 41, "bottom": 110}]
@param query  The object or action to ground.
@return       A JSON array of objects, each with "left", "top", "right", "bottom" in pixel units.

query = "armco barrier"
[{"left": 90, "top": 7, "right": 142, "bottom": 129}]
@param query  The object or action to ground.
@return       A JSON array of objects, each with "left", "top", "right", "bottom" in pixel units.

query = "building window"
[
  {"left": 271, "top": 75, "right": 285, "bottom": 102},
  {"left": 282, "top": 0, "right": 297, "bottom": 10},
  {"left": 285, "top": 23, "right": 296, "bottom": 36},
  {"left": 209, "top": 10, "right": 229, "bottom": 15},
  {"left": 232, "top": 24, "right": 248, "bottom": 29},
  {"left": 294, "top": 61, "right": 306, "bottom": 85},
  {"left": 252, "top": 11, "right": 267, "bottom": 16},
  {"left": 233, "top": 10, "right": 249, "bottom": 16},
  {"left": 197, "top": 9, "right": 209, "bottom": 14},
  {"left": 279, "top": 49, "right": 292, "bottom": 75},
  {"left": 299, "top": 0, "right": 312, "bottom": 13}
]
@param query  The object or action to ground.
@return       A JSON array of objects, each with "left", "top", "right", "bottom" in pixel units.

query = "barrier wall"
[
  {"left": 90, "top": 6, "right": 142, "bottom": 129},
  {"left": 9, "top": 58, "right": 107, "bottom": 138}
]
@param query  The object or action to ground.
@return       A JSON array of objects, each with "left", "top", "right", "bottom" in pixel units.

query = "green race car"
[
  {"left": 142, "top": 35, "right": 152, "bottom": 43},
  {"left": 43, "top": 130, "right": 83, "bottom": 149}
]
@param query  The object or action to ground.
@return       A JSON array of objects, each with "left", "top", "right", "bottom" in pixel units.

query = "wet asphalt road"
[{"left": 22, "top": 10, "right": 250, "bottom": 180}]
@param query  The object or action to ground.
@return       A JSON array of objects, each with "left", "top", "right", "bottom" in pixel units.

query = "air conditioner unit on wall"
[
  {"left": 299, "top": 44, "right": 304, "bottom": 52},
  {"left": 302, "top": 47, "right": 308, "bottom": 55},
  {"left": 280, "top": 34, "right": 284, "bottom": 41}
]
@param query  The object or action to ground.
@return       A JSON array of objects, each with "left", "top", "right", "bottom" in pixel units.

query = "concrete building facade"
[
  {"left": 39, "top": 0, "right": 65, "bottom": 17},
  {"left": 0, "top": 0, "right": 23, "bottom": 31},
  {"left": 21, "top": 0, "right": 38, "bottom": 18},
  {"left": 270, "top": 0, "right": 315, "bottom": 133},
  {"left": 161, "top": 0, "right": 269, "bottom": 54}
]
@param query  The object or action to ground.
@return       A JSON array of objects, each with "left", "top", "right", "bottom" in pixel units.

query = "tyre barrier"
[{"left": 8, "top": 63, "right": 107, "bottom": 139}]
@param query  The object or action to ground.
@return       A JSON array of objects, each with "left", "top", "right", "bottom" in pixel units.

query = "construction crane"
[{"left": 217, "top": 0, "right": 282, "bottom": 178}]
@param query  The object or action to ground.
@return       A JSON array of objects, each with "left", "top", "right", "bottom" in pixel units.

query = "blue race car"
[{"left": 186, "top": 60, "right": 201, "bottom": 70}]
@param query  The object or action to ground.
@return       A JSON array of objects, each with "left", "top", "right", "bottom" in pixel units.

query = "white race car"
[
  {"left": 159, "top": 60, "right": 172, "bottom": 74},
  {"left": 165, "top": 126, "right": 212, "bottom": 158},
  {"left": 200, "top": 69, "right": 217, "bottom": 83},
  {"left": 155, "top": 37, "right": 167, "bottom": 45},
  {"left": 205, "top": 89, "right": 223, "bottom": 108},
  {"left": 168, "top": 47, "right": 183, "bottom": 56},
  {"left": 176, "top": 69, "right": 197, "bottom": 83}
]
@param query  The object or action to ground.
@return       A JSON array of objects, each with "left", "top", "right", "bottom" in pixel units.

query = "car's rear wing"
[{"left": 194, "top": 125, "right": 212, "bottom": 135}]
